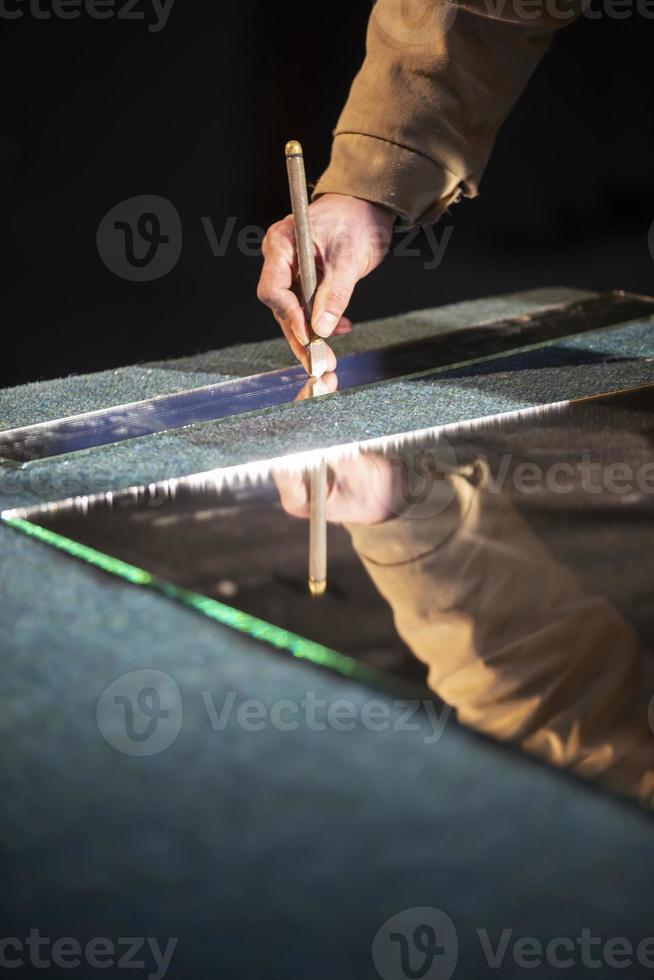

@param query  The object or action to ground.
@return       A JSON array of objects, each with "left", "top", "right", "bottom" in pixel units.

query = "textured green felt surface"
[
  {"left": 3, "top": 287, "right": 654, "bottom": 979},
  {"left": 5, "top": 285, "right": 654, "bottom": 515},
  {"left": 145, "top": 286, "right": 593, "bottom": 376},
  {"left": 2, "top": 288, "right": 584, "bottom": 430},
  {"left": 4, "top": 516, "right": 654, "bottom": 980}
]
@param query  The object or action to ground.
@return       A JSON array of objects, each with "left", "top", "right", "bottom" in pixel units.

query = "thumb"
[{"left": 311, "top": 262, "right": 361, "bottom": 340}]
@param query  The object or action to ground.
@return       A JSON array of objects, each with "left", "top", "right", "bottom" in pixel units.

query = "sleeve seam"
[
  {"left": 331, "top": 129, "right": 471, "bottom": 186},
  {"left": 352, "top": 489, "right": 475, "bottom": 569}
]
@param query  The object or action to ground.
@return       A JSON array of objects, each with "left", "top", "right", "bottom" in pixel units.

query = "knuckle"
[
  {"left": 330, "top": 236, "right": 358, "bottom": 265},
  {"left": 256, "top": 279, "right": 270, "bottom": 304},
  {"left": 324, "top": 283, "right": 353, "bottom": 310},
  {"left": 261, "top": 230, "right": 277, "bottom": 256},
  {"left": 263, "top": 219, "right": 293, "bottom": 256}
]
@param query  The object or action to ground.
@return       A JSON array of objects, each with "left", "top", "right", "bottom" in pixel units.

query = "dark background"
[{"left": 1, "top": 1, "right": 652, "bottom": 388}]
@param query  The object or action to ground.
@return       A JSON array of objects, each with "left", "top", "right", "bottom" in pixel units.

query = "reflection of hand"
[
  {"left": 293, "top": 373, "right": 339, "bottom": 401},
  {"left": 273, "top": 452, "right": 404, "bottom": 527}
]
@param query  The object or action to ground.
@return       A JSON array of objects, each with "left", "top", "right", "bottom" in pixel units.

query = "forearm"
[
  {"left": 316, "top": 0, "right": 580, "bottom": 224},
  {"left": 347, "top": 463, "right": 654, "bottom": 804}
]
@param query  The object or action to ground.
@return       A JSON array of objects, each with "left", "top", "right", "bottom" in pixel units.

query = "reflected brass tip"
[
  {"left": 285, "top": 139, "right": 303, "bottom": 157},
  {"left": 309, "top": 578, "right": 327, "bottom": 598}
]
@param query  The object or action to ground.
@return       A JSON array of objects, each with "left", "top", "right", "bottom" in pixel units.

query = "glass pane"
[{"left": 6, "top": 383, "right": 654, "bottom": 806}]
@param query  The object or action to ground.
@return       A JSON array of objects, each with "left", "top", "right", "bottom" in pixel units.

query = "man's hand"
[
  {"left": 257, "top": 194, "right": 395, "bottom": 370},
  {"left": 273, "top": 452, "right": 404, "bottom": 527}
]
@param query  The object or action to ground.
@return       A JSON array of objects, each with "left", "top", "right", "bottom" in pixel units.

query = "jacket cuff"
[
  {"left": 347, "top": 469, "right": 476, "bottom": 566},
  {"left": 313, "top": 132, "right": 474, "bottom": 226}
]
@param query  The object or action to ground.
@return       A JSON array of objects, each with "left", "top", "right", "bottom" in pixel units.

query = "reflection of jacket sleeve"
[
  {"left": 347, "top": 462, "right": 654, "bottom": 806},
  {"left": 315, "top": 0, "right": 580, "bottom": 224}
]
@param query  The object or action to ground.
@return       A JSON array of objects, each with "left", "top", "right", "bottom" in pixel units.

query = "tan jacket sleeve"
[
  {"left": 315, "top": 0, "right": 580, "bottom": 224},
  {"left": 347, "top": 462, "right": 654, "bottom": 806}
]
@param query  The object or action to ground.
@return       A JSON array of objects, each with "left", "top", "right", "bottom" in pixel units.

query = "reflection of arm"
[
  {"left": 315, "top": 0, "right": 581, "bottom": 224},
  {"left": 348, "top": 462, "right": 654, "bottom": 805}
]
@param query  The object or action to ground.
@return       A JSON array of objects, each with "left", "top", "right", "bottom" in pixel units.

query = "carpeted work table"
[{"left": 2, "top": 287, "right": 654, "bottom": 980}]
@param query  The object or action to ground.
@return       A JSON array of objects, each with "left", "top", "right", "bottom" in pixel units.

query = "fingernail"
[
  {"left": 313, "top": 312, "right": 338, "bottom": 338},
  {"left": 292, "top": 325, "right": 309, "bottom": 345},
  {"left": 311, "top": 378, "right": 330, "bottom": 397}
]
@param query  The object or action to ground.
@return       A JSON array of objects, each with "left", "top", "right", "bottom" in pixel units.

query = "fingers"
[
  {"left": 258, "top": 197, "right": 394, "bottom": 364},
  {"left": 279, "top": 318, "right": 312, "bottom": 375},
  {"left": 273, "top": 458, "right": 339, "bottom": 520},
  {"left": 311, "top": 258, "right": 362, "bottom": 340},
  {"left": 257, "top": 218, "right": 309, "bottom": 351},
  {"left": 294, "top": 372, "right": 339, "bottom": 402},
  {"left": 333, "top": 316, "right": 353, "bottom": 336},
  {"left": 271, "top": 467, "right": 309, "bottom": 518},
  {"left": 309, "top": 340, "right": 337, "bottom": 376}
]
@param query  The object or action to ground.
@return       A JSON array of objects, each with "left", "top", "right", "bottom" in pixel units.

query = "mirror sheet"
[{"left": 5, "top": 384, "right": 654, "bottom": 806}]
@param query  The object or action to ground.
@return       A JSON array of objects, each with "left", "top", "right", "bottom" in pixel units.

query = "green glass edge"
[{"left": 2, "top": 514, "right": 394, "bottom": 688}]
